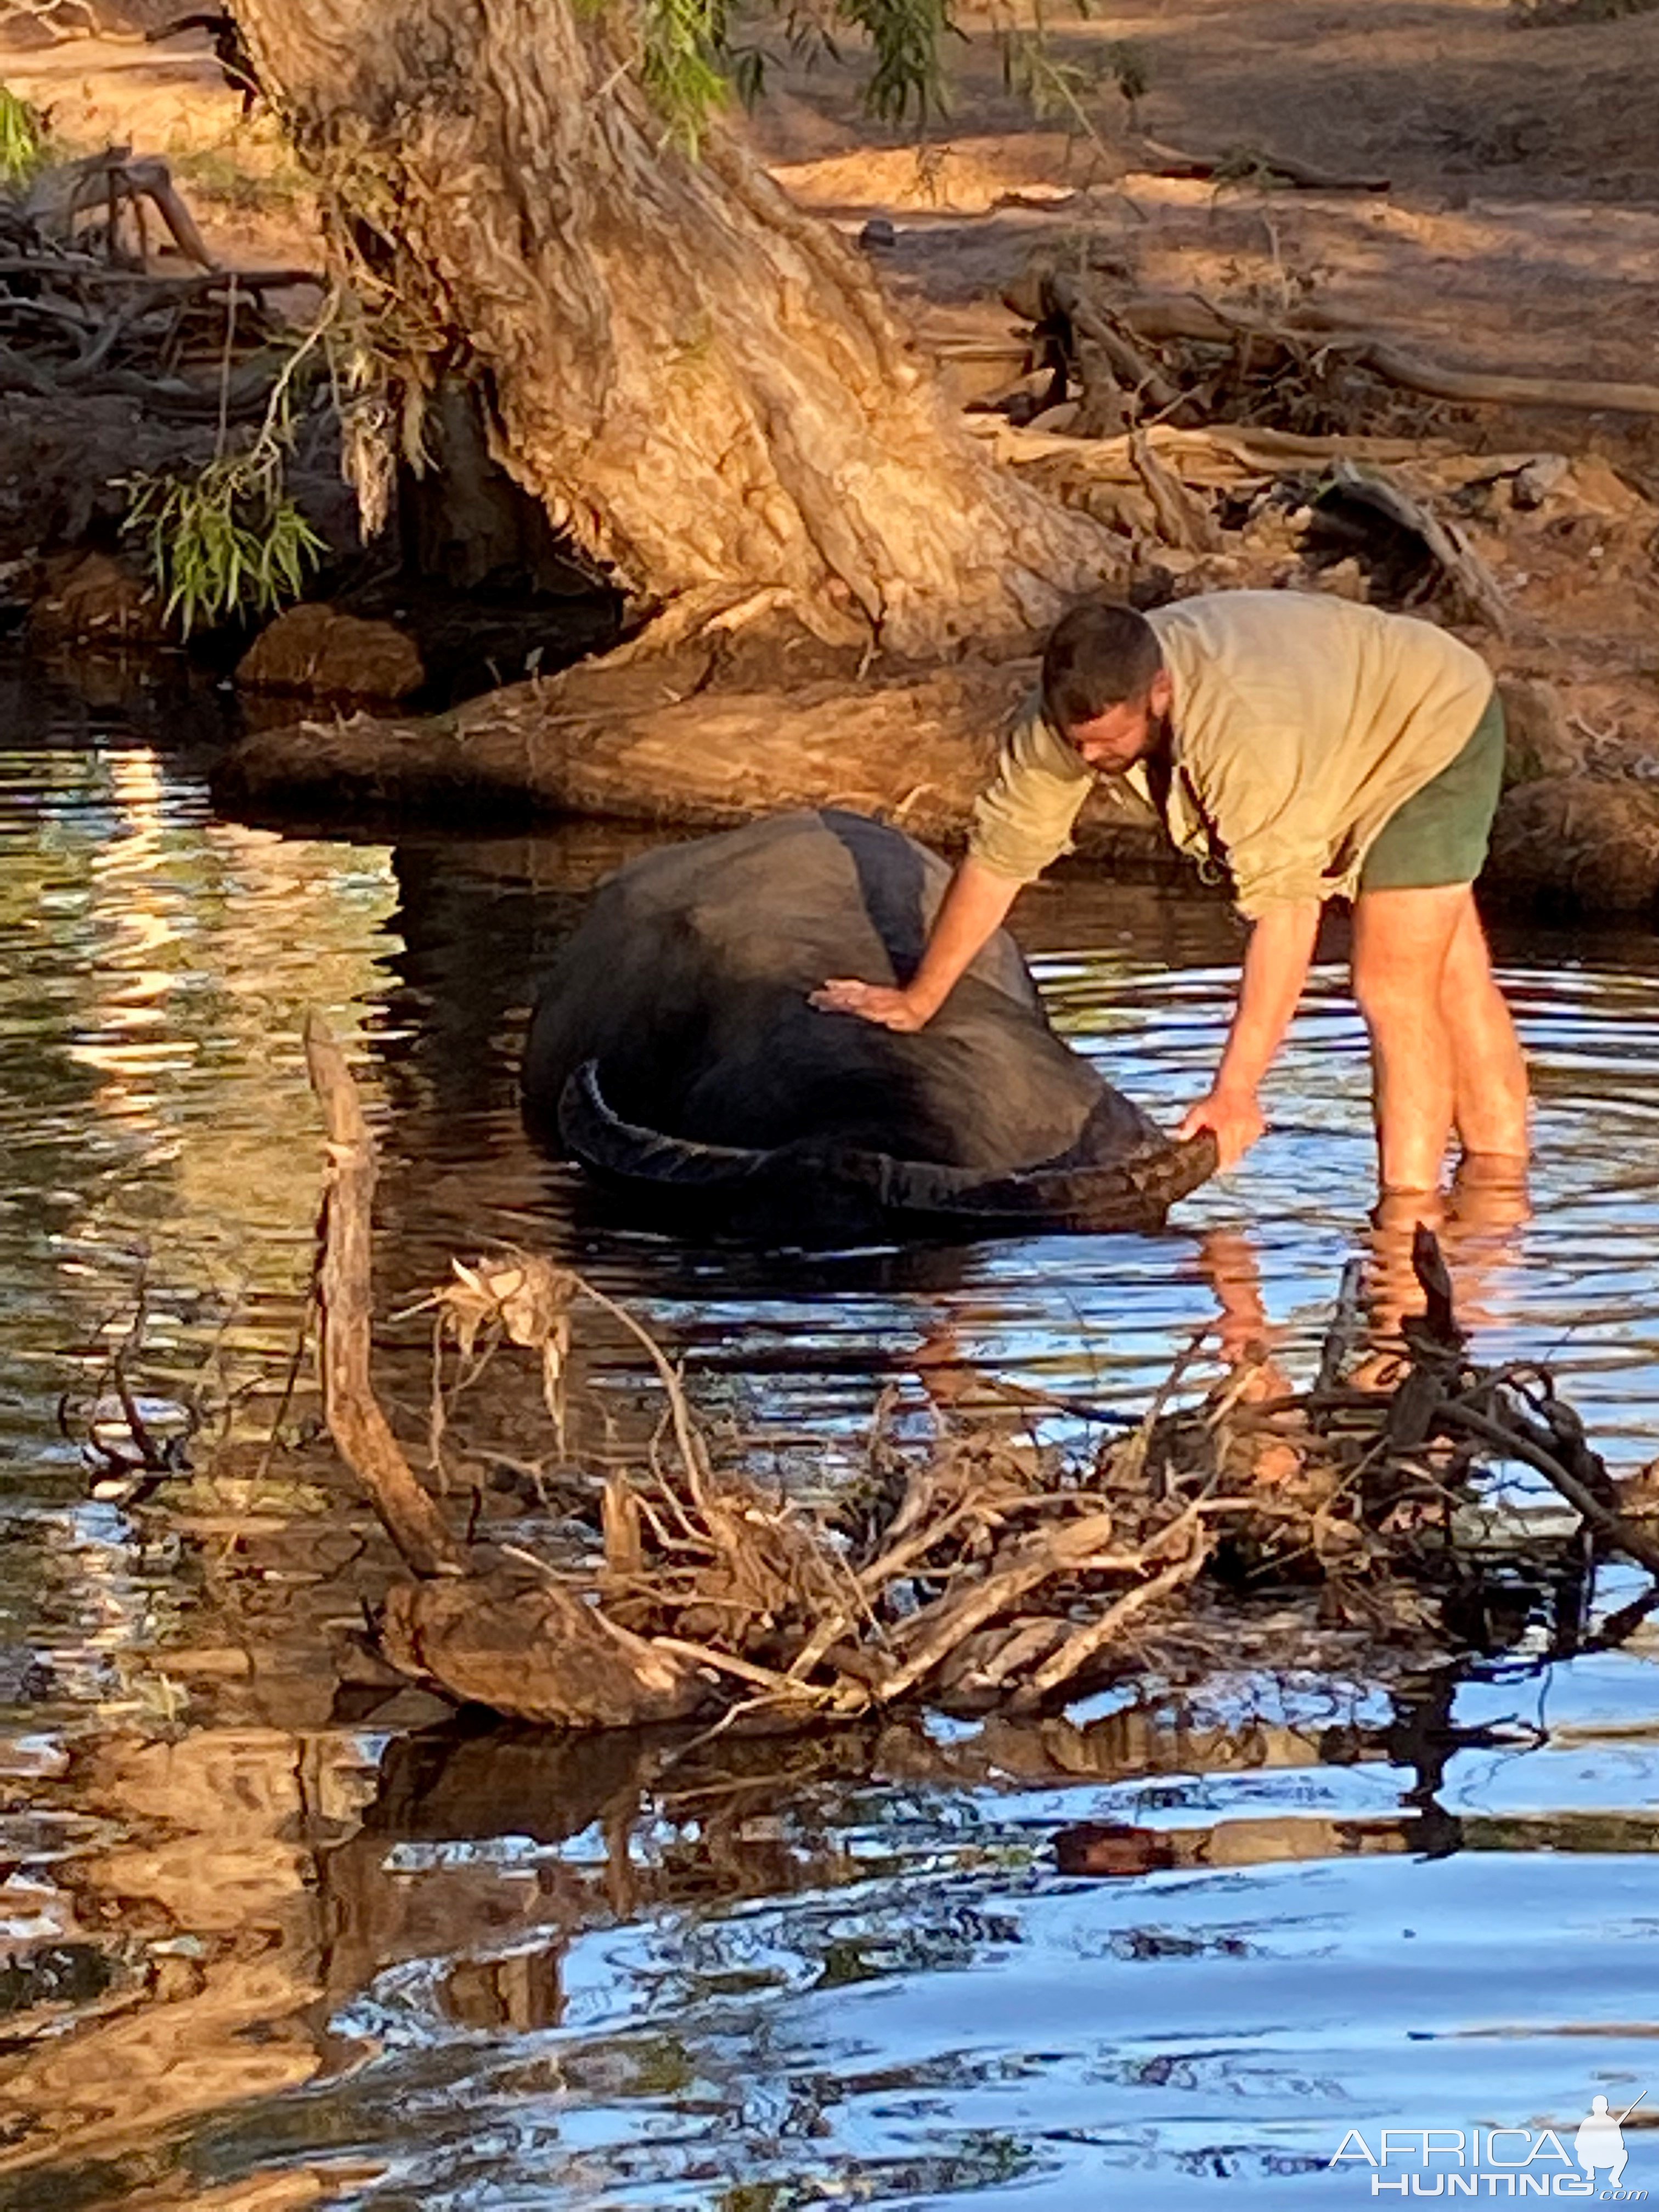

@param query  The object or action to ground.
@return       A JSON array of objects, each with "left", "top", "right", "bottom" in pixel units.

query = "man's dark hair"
[{"left": 1041, "top": 600, "right": 1162, "bottom": 732}]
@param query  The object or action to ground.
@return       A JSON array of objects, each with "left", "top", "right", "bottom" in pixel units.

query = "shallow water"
[{"left": 3, "top": 650, "right": 1659, "bottom": 2207}]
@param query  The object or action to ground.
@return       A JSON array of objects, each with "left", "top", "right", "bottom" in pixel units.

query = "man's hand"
[
  {"left": 809, "top": 862, "right": 1021, "bottom": 1039},
  {"left": 1177, "top": 1087, "right": 1267, "bottom": 1170},
  {"left": 1178, "top": 901, "right": 1318, "bottom": 1173},
  {"left": 810, "top": 978, "right": 933, "bottom": 1032}
]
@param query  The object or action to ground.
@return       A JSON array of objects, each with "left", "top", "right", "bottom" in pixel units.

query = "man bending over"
[{"left": 812, "top": 592, "right": 1528, "bottom": 1199}]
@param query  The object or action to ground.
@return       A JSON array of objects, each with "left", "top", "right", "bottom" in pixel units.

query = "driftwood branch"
[
  {"left": 1128, "top": 135, "right": 1391, "bottom": 194},
  {"left": 303, "top": 1011, "right": 465, "bottom": 1578},
  {"left": 1008, "top": 1512, "right": 1210, "bottom": 1709},
  {"left": 1118, "top": 294, "right": 1659, "bottom": 420}
]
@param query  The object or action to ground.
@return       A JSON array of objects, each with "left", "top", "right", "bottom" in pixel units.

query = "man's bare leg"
[
  {"left": 1350, "top": 884, "right": 1467, "bottom": 1194},
  {"left": 1440, "top": 894, "right": 1529, "bottom": 1174}
]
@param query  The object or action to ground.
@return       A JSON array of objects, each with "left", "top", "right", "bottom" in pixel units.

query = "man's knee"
[
  {"left": 1351, "top": 886, "right": 1469, "bottom": 1026},
  {"left": 1351, "top": 953, "right": 1443, "bottom": 1033}
]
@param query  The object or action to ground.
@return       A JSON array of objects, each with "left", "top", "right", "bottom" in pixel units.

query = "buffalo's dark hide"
[{"left": 522, "top": 810, "right": 1214, "bottom": 1239}]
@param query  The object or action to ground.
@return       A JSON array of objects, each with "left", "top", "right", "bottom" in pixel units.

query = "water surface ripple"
[{"left": 2, "top": 670, "right": 1657, "bottom": 2207}]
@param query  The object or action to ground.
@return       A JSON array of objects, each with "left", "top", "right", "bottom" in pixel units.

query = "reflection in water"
[
  {"left": 4, "top": 1658, "right": 1658, "bottom": 2209},
  {"left": 1362, "top": 1169, "right": 1534, "bottom": 1372},
  {"left": 4, "top": 654, "right": 1659, "bottom": 2205}
]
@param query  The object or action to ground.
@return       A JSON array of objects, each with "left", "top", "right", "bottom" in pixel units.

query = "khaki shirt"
[{"left": 967, "top": 591, "right": 1494, "bottom": 917}]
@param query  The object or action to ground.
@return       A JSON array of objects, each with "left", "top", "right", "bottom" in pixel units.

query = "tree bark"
[{"left": 233, "top": 0, "right": 1118, "bottom": 659}]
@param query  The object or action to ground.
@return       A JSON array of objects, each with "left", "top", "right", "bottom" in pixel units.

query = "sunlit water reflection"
[{"left": 2, "top": 652, "right": 1658, "bottom": 2207}]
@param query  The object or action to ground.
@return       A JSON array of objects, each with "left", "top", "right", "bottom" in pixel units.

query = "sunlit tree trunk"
[{"left": 235, "top": 0, "right": 1116, "bottom": 659}]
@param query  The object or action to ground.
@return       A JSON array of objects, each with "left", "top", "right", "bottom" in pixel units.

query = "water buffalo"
[{"left": 522, "top": 810, "right": 1215, "bottom": 1240}]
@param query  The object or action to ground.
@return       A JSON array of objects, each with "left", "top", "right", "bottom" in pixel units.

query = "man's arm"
[
  {"left": 1177, "top": 899, "right": 1321, "bottom": 1167},
  {"left": 813, "top": 689, "right": 1090, "bottom": 1032},
  {"left": 810, "top": 858, "right": 1022, "bottom": 1032}
]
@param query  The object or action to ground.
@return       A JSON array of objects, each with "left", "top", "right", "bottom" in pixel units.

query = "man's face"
[{"left": 1063, "top": 670, "right": 1172, "bottom": 773}]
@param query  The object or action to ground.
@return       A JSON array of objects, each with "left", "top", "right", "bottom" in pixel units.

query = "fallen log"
[
  {"left": 215, "top": 605, "right": 1611, "bottom": 916},
  {"left": 1116, "top": 294, "right": 1659, "bottom": 421},
  {"left": 213, "top": 638, "right": 1166, "bottom": 856},
  {"left": 1128, "top": 135, "right": 1391, "bottom": 194}
]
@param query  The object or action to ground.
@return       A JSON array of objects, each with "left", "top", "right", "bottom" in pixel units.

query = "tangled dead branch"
[
  {"left": 303, "top": 1017, "right": 1659, "bottom": 1733},
  {"left": 0, "top": 151, "right": 321, "bottom": 414},
  {"left": 992, "top": 273, "right": 1659, "bottom": 441},
  {"left": 932, "top": 258, "right": 1659, "bottom": 653}
]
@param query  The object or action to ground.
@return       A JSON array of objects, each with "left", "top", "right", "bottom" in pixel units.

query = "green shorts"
[{"left": 1359, "top": 690, "right": 1505, "bottom": 893}]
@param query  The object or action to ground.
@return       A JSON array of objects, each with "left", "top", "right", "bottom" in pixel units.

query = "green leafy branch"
[
  {"left": 639, "top": 0, "right": 733, "bottom": 149},
  {"left": 614, "top": 0, "right": 1141, "bottom": 153},
  {"left": 123, "top": 292, "right": 342, "bottom": 637},
  {"left": 996, "top": 12, "right": 1150, "bottom": 149},
  {"left": 620, "top": 0, "right": 956, "bottom": 147},
  {"left": 837, "top": 0, "right": 951, "bottom": 125},
  {"left": 126, "top": 449, "right": 326, "bottom": 636},
  {"left": 0, "top": 83, "right": 48, "bottom": 187}
]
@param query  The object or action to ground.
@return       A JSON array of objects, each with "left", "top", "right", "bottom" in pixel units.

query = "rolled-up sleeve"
[
  {"left": 1230, "top": 848, "right": 1335, "bottom": 919},
  {"left": 967, "top": 692, "right": 1093, "bottom": 883}
]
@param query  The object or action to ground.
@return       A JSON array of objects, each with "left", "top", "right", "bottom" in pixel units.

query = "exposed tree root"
[
  {"left": 302, "top": 1024, "right": 1656, "bottom": 1734},
  {"left": 210, "top": 614, "right": 1159, "bottom": 850}
]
